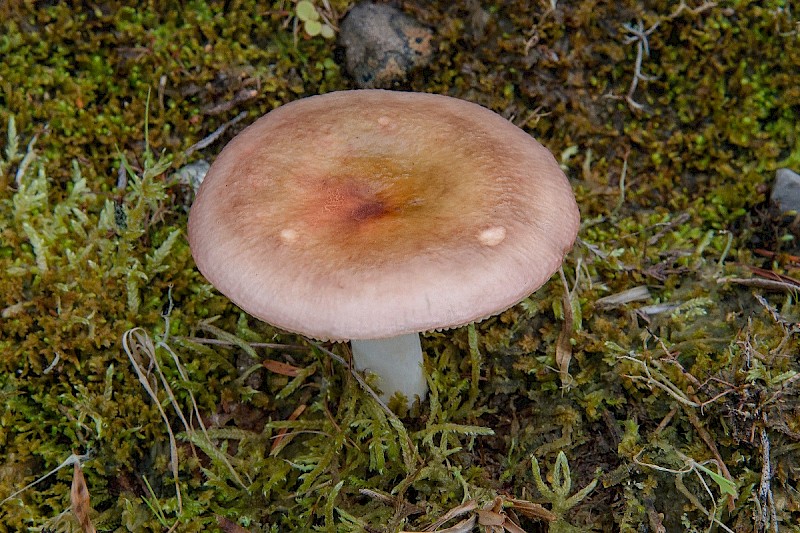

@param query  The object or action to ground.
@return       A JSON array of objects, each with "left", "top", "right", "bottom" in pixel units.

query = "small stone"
[
  {"left": 771, "top": 168, "right": 800, "bottom": 214},
  {"left": 338, "top": 2, "right": 434, "bottom": 89},
  {"left": 175, "top": 159, "right": 210, "bottom": 194}
]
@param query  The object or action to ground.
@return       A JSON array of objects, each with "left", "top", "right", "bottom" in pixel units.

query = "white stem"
[{"left": 350, "top": 333, "right": 427, "bottom": 404}]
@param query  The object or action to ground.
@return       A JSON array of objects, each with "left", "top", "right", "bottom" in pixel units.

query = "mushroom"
[{"left": 188, "top": 90, "right": 579, "bottom": 404}]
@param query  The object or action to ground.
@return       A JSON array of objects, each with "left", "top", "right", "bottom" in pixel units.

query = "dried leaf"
[
  {"left": 507, "top": 497, "right": 557, "bottom": 522},
  {"left": 71, "top": 462, "right": 96, "bottom": 533},
  {"left": 263, "top": 359, "right": 303, "bottom": 376},
  {"left": 502, "top": 519, "right": 528, "bottom": 533},
  {"left": 418, "top": 500, "right": 477, "bottom": 532},
  {"left": 477, "top": 506, "right": 530, "bottom": 533},
  {"left": 595, "top": 285, "right": 651, "bottom": 307},
  {"left": 477, "top": 509, "right": 506, "bottom": 526}
]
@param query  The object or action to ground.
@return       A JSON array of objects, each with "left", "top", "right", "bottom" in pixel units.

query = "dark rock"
[
  {"left": 338, "top": 2, "right": 434, "bottom": 88},
  {"left": 771, "top": 168, "right": 800, "bottom": 214}
]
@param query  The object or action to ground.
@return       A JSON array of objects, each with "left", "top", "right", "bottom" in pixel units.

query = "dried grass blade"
[
  {"left": 122, "top": 327, "right": 183, "bottom": 514},
  {"left": 422, "top": 500, "right": 477, "bottom": 531},
  {"left": 402, "top": 515, "right": 476, "bottom": 533},
  {"left": 556, "top": 267, "right": 574, "bottom": 388},
  {"left": 270, "top": 404, "right": 307, "bottom": 454},
  {"left": 129, "top": 320, "right": 252, "bottom": 491},
  {"left": 0, "top": 452, "right": 89, "bottom": 506}
]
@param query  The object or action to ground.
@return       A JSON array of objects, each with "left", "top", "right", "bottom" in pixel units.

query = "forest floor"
[{"left": 1, "top": 1, "right": 799, "bottom": 532}]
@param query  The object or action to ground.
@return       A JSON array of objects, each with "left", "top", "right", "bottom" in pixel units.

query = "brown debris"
[
  {"left": 70, "top": 461, "right": 96, "bottom": 533},
  {"left": 263, "top": 359, "right": 305, "bottom": 377}
]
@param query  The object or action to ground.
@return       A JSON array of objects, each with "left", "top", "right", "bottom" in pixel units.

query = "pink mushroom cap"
[{"left": 188, "top": 90, "right": 580, "bottom": 341}]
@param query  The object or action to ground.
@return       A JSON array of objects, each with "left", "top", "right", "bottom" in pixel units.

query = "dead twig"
[
  {"left": 618, "top": 349, "right": 737, "bottom": 412},
  {"left": 757, "top": 427, "right": 779, "bottom": 533},
  {"left": 620, "top": 19, "right": 659, "bottom": 111},
  {"left": 717, "top": 276, "right": 800, "bottom": 293},
  {"left": 633, "top": 447, "right": 736, "bottom": 533},
  {"left": 684, "top": 409, "right": 736, "bottom": 511},
  {"left": 608, "top": 2, "right": 717, "bottom": 112},
  {"left": 202, "top": 88, "right": 259, "bottom": 116},
  {"left": 754, "top": 248, "right": 800, "bottom": 266},
  {"left": 185, "top": 111, "right": 248, "bottom": 156},
  {"left": 124, "top": 324, "right": 251, "bottom": 500},
  {"left": 667, "top": 0, "right": 717, "bottom": 19},
  {"left": 183, "top": 336, "right": 305, "bottom": 350}
]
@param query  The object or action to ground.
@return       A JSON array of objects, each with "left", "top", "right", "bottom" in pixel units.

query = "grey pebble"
[
  {"left": 771, "top": 168, "right": 800, "bottom": 213},
  {"left": 338, "top": 2, "right": 434, "bottom": 88},
  {"left": 175, "top": 159, "right": 210, "bottom": 194}
]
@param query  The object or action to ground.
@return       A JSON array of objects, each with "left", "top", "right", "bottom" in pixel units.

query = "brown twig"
[
  {"left": 717, "top": 276, "right": 800, "bottom": 292},
  {"left": 184, "top": 111, "right": 248, "bottom": 156},
  {"left": 181, "top": 336, "right": 307, "bottom": 351}
]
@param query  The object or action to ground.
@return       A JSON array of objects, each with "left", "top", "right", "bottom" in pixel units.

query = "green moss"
[{"left": 1, "top": 0, "right": 800, "bottom": 531}]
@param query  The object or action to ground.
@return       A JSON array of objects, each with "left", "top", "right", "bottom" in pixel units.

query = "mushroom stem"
[{"left": 350, "top": 333, "right": 427, "bottom": 405}]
